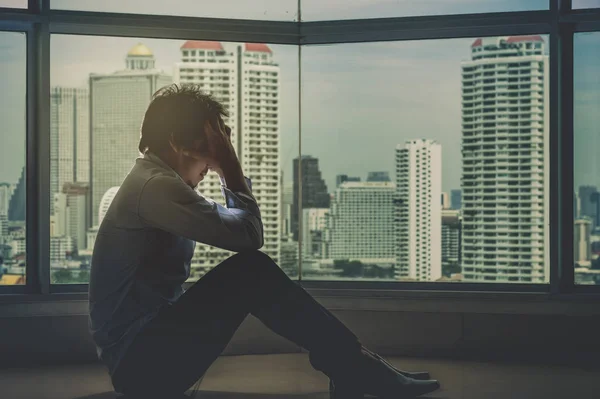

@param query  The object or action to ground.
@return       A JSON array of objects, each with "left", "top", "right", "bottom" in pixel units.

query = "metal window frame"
[{"left": 0, "top": 0, "right": 598, "bottom": 298}]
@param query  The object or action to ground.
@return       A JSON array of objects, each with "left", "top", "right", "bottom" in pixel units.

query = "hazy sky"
[{"left": 0, "top": 0, "right": 599, "bottom": 195}]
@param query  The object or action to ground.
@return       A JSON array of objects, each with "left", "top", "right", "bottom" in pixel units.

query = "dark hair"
[{"left": 139, "top": 83, "right": 229, "bottom": 155}]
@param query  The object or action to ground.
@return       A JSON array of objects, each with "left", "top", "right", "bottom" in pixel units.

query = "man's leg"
[{"left": 113, "top": 250, "right": 361, "bottom": 398}]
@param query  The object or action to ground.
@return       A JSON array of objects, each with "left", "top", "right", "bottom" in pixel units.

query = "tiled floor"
[{"left": 1, "top": 353, "right": 598, "bottom": 399}]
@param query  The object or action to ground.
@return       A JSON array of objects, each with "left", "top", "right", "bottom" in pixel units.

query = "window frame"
[{"left": 0, "top": 0, "right": 598, "bottom": 299}]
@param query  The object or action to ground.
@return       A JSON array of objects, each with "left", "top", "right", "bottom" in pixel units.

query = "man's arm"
[{"left": 137, "top": 174, "right": 264, "bottom": 252}]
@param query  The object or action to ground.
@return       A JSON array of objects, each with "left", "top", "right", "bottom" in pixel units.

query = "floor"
[{"left": 1, "top": 353, "right": 598, "bottom": 399}]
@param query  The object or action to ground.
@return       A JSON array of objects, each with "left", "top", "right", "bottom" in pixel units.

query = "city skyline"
[{"left": 1, "top": 31, "right": 599, "bottom": 196}]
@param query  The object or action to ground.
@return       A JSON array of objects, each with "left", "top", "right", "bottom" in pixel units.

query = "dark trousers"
[{"left": 112, "top": 250, "right": 361, "bottom": 398}]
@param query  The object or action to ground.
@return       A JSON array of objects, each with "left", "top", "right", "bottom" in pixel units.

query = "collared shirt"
[{"left": 88, "top": 152, "right": 263, "bottom": 377}]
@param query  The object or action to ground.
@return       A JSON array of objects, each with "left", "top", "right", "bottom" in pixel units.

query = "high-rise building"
[
  {"left": 324, "top": 181, "right": 396, "bottom": 264},
  {"left": 0, "top": 183, "right": 12, "bottom": 216},
  {"left": 461, "top": 36, "right": 549, "bottom": 283},
  {"left": 50, "top": 87, "right": 89, "bottom": 210},
  {"left": 302, "top": 208, "right": 329, "bottom": 259},
  {"left": 442, "top": 209, "right": 462, "bottom": 277},
  {"left": 574, "top": 218, "right": 592, "bottom": 268},
  {"left": 281, "top": 180, "right": 293, "bottom": 238},
  {"left": 292, "top": 156, "right": 330, "bottom": 240},
  {"left": 8, "top": 167, "right": 25, "bottom": 222},
  {"left": 63, "top": 183, "right": 89, "bottom": 252},
  {"left": 50, "top": 236, "right": 74, "bottom": 264},
  {"left": 451, "top": 189, "right": 462, "bottom": 210},
  {"left": 578, "top": 186, "right": 598, "bottom": 220},
  {"left": 90, "top": 43, "right": 171, "bottom": 227},
  {"left": 174, "top": 41, "right": 281, "bottom": 276},
  {"left": 367, "top": 171, "right": 391, "bottom": 182},
  {"left": 98, "top": 186, "right": 120, "bottom": 226},
  {"left": 395, "top": 139, "right": 442, "bottom": 282},
  {"left": 336, "top": 174, "right": 360, "bottom": 187}
]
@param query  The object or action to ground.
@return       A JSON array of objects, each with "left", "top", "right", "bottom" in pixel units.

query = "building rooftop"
[
  {"left": 127, "top": 43, "right": 153, "bottom": 56},
  {"left": 181, "top": 40, "right": 224, "bottom": 50},
  {"left": 471, "top": 35, "right": 544, "bottom": 47},
  {"left": 245, "top": 43, "right": 272, "bottom": 53}
]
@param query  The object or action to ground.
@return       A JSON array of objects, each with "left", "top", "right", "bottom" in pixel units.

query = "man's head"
[{"left": 139, "top": 83, "right": 229, "bottom": 187}]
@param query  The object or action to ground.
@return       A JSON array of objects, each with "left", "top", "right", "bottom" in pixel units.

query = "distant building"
[
  {"left": 175, "top": 41, "right": 282, "bottom": 273},
  {"left": 98, "top": 186, "right": 120, "bottom": 226},
  {"left": 442, "top": 209, "right": 462, "bottom": 276},
  {"left": 461, "top": 36, "right": 549, "bottom": 283},
  {"left": 395, "top": 139, "right": 442, "bottom": 282},
  {"left": 0, "top": 183, "right": 12, "bottom": 216},
  {"left": 324, "top": 181, "right": 396, "bottom": 264},
  {"left": 292, "top": 156, "right": 330, "bottom": 240},
  {"left": 8, "top": 167, "right": 25, "bottom": 222},
  {"left": 90, "top": 43, "right": 171, "bottom": 227},
  {"left": 450, "top": 189, "right": 462, "bottom": 210},
  {"left": 574, "top": 218, "right": 593, "bottom": 268},
  {"left": 302, "top": 208, "right": 329, "bottom": 259},
  {"left": 578, "top": 186, "right": 598, "bottom": 225},
  {"left": 281, "top": 181, "right": 293, "bottom": 238},
  {"left": 336, "top": 174, "right": 360, "bottom": 187},
  {"left": 50, "top": 87, "right": 89, "bottom": 211},
  {"left": 50, "top": 236, "right": 74, "bottom": 264},
  {"left": 367, "top": 171, "right": 391, "bottom": 182}
]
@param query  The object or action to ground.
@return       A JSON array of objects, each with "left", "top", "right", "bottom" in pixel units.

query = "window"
[
  {"left": 301, "top": 0, "right": 547, "bottom": 21},
  {"left": 0, "top": 31, "right": 26, "bottom": 286},
  {"left": 574, "top": 32, "right": 600, "bottom": 286},
  {"left": 300, "top": 36, "right": 549, "bottom": 283},
  {"left": 573, "top": 0, "right": 600, "bottom": 9},
  {"left": 0, "top": 0, "right": 26, "bottom": 7},
  {"left": 50, "top": 34, "right": 298, "bottom": 283},
  {"left": 52, "top": 0, "right": 299, "bottom": 21}
]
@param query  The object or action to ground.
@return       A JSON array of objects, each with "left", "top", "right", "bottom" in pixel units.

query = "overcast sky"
[{"left": 0, "top": 0, "right": 599, "bottom": 195}]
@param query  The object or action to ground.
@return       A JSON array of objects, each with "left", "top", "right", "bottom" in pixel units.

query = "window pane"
[
  {"left": 301, "top": 35, "right": 550, "bottom": 283},
  {"left": 301, "top": 0, "right": 547, "bottom": 21},
  {"left": 52, "top": 0, "right": 298, "bottom": 21},
  {"left": 0, "top": 31, "right": 26, "bottom": 286},
  {"left": 50, "top": 35, "right": 298, "bottom": 283},
  {"left": 0, "top": 0, "right": 26, "bottom": 8},
  {"left": 573, "top": 0, "right": 600, "bottom": 9},
  {"left": 574, "top": 32, "right": 600, "bottom": 285}
]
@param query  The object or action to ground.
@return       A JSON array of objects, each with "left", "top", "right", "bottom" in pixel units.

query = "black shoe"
[
  {"left": 361, "top": 348, "right": 430, "bottom": 380},
  {"left": 330, "top": 347, "right": 440, "bottom": 398}
]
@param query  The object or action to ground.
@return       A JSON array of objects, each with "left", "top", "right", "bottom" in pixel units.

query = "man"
[{"left": 88, "top": 84, "right": 440, "bottom": 399}]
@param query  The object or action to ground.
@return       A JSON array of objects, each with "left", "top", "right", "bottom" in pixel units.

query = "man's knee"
[{"left": 228, "top": 250, "right": 280, "bottom": 274}]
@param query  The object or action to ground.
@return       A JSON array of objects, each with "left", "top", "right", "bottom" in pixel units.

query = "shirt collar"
[{"left": 143, "top": 152, "right": 186, "bottom": 184}]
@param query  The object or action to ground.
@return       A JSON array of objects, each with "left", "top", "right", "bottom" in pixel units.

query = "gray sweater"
[{"left": 88, "top": 152, "right": 262, "bottom": 377}]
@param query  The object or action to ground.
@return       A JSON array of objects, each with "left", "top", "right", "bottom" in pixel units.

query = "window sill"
[{"left": 1, "top": 287, "right": 600, "bottom": 318}]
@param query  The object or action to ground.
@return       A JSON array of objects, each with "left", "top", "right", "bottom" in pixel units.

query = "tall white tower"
[
  {"left": 174, "top": 41, "right": 281, "bottom": 278},
  {"left": 50, "top": 87, "right": 89, "bottom": 210},
  {"left": 90, "top": 43, "right": 172, "bottom": 227},
  {"left": 461, "top": 36, "right": 549, "bottom": 283},
  {"left": 395, "top": 139, "right": 442, "bottom": 282}
]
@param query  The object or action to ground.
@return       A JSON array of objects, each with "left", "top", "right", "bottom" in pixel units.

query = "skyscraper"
[
  {"left": 451, "top": 189, "right": 462, "bottom": 210},
  {"left": 324, "top": 181, "right": 395, "bottom": 264},
  {"left": 50, "top": 87, "right": 89, "bottom": 209},
  {"left": 442, "top": 209, "right": 462, "bottom": 277},
  {"left": 292, "top": 156, "right": 330, "bottom": 240},
  {"left": 578, "top": 185, "right": 599, "bottom": 226},
  {"left": 63, "top": 183, "right": 89, "bottom": 252},
  {"left": 0, "top": 183, "right": 12, "bottom": 216},
  {"left": 8, "top": 166, "right": 25, "bottom": 222},
  {"left": 395, "top": 139, "right": 442, "bottom": 282},
  {"left": 461, "top": 36, "right": 549, "bottom": 283},
  {"left": 90, "top": 43, "right": 171, "bottom": 227},
  {"left": 174, "top": 41, "right": 281, "bottom": 276}
]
